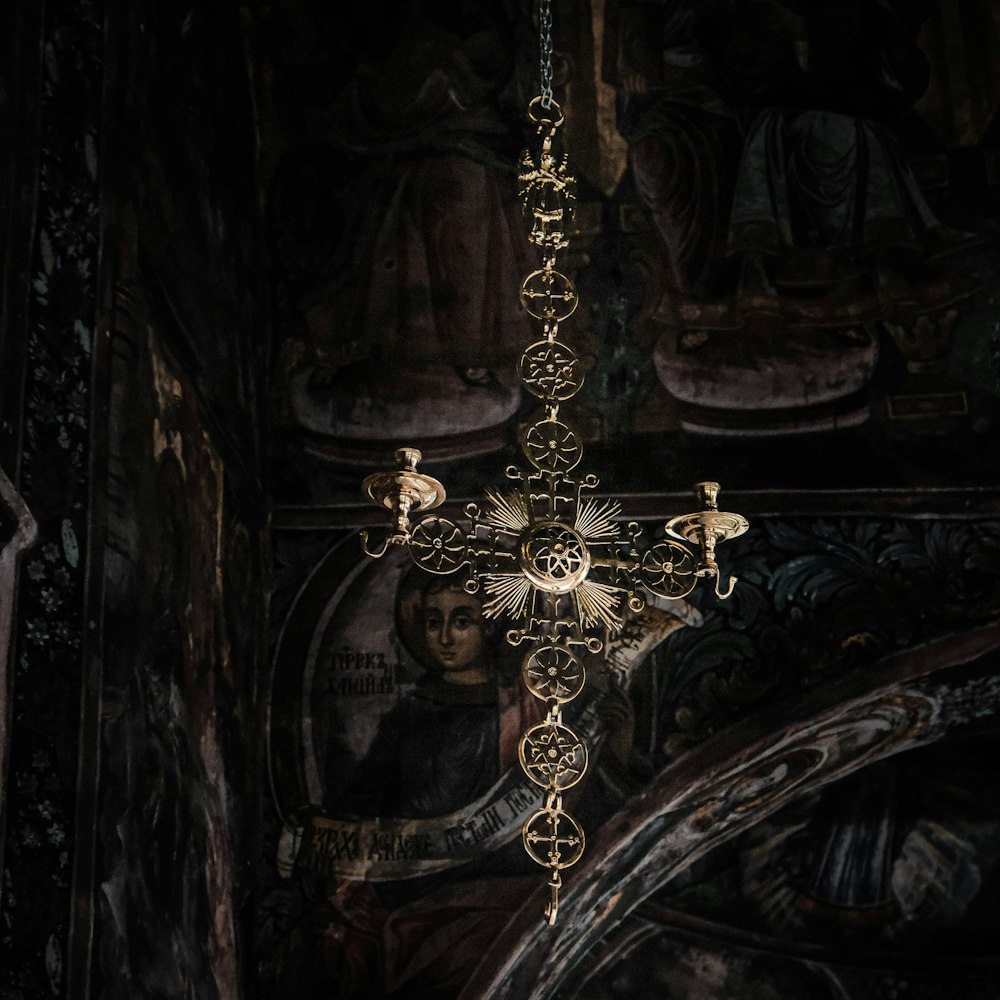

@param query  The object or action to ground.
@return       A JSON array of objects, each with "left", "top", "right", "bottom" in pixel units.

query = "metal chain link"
[{"left": 539, "top": 0, "right": 554, "bottom": 109}]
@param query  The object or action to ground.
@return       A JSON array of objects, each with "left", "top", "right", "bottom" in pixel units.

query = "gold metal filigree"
[
  {"left": 521, "top": 418, "right": 582, "bottom": 473},
  {"left": 665, "top": 482, "right": 749, "bottom": 599},
  {"left": 520, "top": 268, "right": 579, "bottom": 322},
  {"left": 522, "top": 808, "right": 585, "bottom": 871},
  {"left": 518, "top": 339, "right": 583, "bottom": 401},
  {"left": 359, "top": 448, "right": 446, "bottom": 558},
  {"left": 522, "top": 645, "right": 585, "bottom": 703},
  {"left": 470, "top": 478, "right": 628, "bottom": 633},
  {"left": 523, "top": 807, "right": 585, "bottom": 923},
  {"left": 519, "top": 721, "right": 588, "bottom": 790},
  {"left": 409, "top": 517, "right": 467, "bottom": 574},
  {"left": 358, "top": 91, "right": 748, "bottom": 925},
  {"left": 518, "top": 98, "right": 576, "bottom": 254},
  {"left": 641, "top": 540, "right": 698, "bottom": 599}
]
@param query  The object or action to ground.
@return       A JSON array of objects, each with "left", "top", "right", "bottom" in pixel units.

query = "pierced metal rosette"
[
  {"left": 519, "top": 522, "right": 591, "bottom": 594},
  {"left": 522, "top": 808, "right": 585, "bottom": 870},
  {"left": 518, "top": 339, "right": 583, "bottom": 401},
  {"left": 518, "top": 721, "right": 588, "bottom": 790},
  {"left": 519, "top": 269, "right": 579, "bottom": 322},
  {"left": 522, "top": 644, "right": 585, "bottom": 703},
  {"left": 521, "top": 417, "right": 582, "bottom": 473},
  {"left": 640, "top": 539, "right": 698, "bottom": 600},
  {"left": 409, "top": 516, "right": 468, "bottom": 574}
]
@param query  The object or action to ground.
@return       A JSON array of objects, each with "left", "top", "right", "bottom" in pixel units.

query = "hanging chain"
[{"left": 539, "top": 0, "right": 554, "bottom": 109}]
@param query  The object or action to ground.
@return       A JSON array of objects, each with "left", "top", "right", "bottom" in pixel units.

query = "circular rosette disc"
[
  {"left": 409, "top": 517, "right": 468, "bottom": 575},
  {"left": 517, "top": 340, "right": 584, "bottom": 402},
  {"left": 519, "top": 721, "right": 588, "bottom": 790},
  {"left": 522, "top": 808, "right": 585, "bottom": 870},
  {"left": 523, "top": 645, "right": 586, "bottom": 703},
  {"left": 519, "top": 522, "right": 591, "bottom": 594},
  {"left": 519, "top": 269, "right": 579, "bottom": 322},
  {"left": 640, "top": 540, "right": 697, "bottom": 599},
  {"left": 521, "top": 418, "right": 582, "bottom": 473}
]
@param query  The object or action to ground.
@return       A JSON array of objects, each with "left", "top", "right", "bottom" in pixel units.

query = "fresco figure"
[
  {"left": 339, "top": 575, "right": 544, "bottom": 819},
  {"left": 264, "top": 551, "right": 697, "bottom": 999},
  {"left": 629, "top": 0, "right": 986, "bottom": 431},
  {"left": 720, "top": 0, "right": 979, "bottom": 314},
  {"left": 741, "top": 744, "right": 1000, "bottom": 941},
  {"left": 269, "top": 4, "right": 537, "bottom": 447},
  {"left": 609, "top": 0, "right": 741, "bottom": 298},
  {"left": 801, "top": 764, "right": 899, "bottom": 921},
  {"left": 270, "top": 570, "right": 552, "bottom": 999}
]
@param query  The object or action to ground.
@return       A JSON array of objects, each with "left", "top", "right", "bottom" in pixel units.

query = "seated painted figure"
[
  {"left": 722, "top": 0, "right": 974, "bottom": 295},
  {"left": 275, "top": 8, "right": 533, "bottom": 456},
  {"left": 271, "top": 562, "right": 696, "bottom": 999},
  {"left": 611, "top": 0, "right": 743, "bottom": 298},
  {"left": 637, "top": 0, "right": 984, "bottom": 432}
]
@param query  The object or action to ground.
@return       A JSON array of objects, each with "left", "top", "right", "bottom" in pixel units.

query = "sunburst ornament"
[
  {"left": 477, "top": 481, "right": 627, "bottom": 630},
  {"left": 357, "top": 17, "right": 748, "bottom": 925}
]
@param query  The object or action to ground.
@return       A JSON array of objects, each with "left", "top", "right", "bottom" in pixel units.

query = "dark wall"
[{"left": 1, "top": 0, "right": 272, "bottom": 997}]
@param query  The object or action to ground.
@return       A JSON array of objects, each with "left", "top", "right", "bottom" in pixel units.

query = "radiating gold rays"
[
  {"left": 575, "top": 497, "right": 620, "bottom": 541},
  {"left": 481, "top": 573, "right": 534, "bottom": 621},
  {"left": 483, "top": 487, "right": 531, "bottom": 534},
  {"left": 476, "top": 487, "right": 626, "bottom": 630}
]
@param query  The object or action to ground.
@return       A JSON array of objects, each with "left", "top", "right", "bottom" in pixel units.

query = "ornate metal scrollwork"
[
  {"left": 359, "top": 448, "right": 446, "bottom": 558},
  {"left": 523, "top": 645, "right": 586, "bottom": 703},
  {"left": 409, "top": 517, "right": 468, "bottom": 574},
  {"left": 358, "top": 94, "right": 748, "bottom": 923},
  {"left": 518, "top": 339, "right": 583, "bottom": 401},
  {"left": 521, "top": 418, "right": 583, "bottom": 474}
]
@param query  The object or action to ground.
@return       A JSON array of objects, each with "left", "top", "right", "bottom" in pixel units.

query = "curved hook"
[
  {"left": 359, "top": 530, "right": 392, "bottom": 559},
  {"left": 714, "top": 573, "right": 738, "bottom": 600},
  {"left": 506, "top": 628, "right": 529, "bottom": 646}
]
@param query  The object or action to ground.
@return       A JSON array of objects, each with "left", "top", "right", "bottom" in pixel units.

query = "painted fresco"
[
  {"left": 262, "top": 538, "right": 695, "bottom": 997},
  {"left": 259, "top": 2, "right": 538, "bottom": 462},
  {"left": 1, "top": 0, "right": 270, "bottom": 994},
  {"left": 254, "top": 0, "right": 1000, "bottom": 498},
  {"left": 259, "top": 511, "right": 1000, "bottom": 997},
  {"left": 252, "top": 1, "right": 1000, "bottom": 996},
  {"left": 2, "top": 0, "right": 1000, "bottom": 998},
  {"left": 89, "top": 291, "right": 267, "bottom": 1000},
  {"left": 86, "top": 3, "right": 269, "bottom": 995}
]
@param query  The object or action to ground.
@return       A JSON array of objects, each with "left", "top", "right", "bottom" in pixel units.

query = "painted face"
[{"left": 422, "top": 589, "right": 486, "bottom": 674}]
